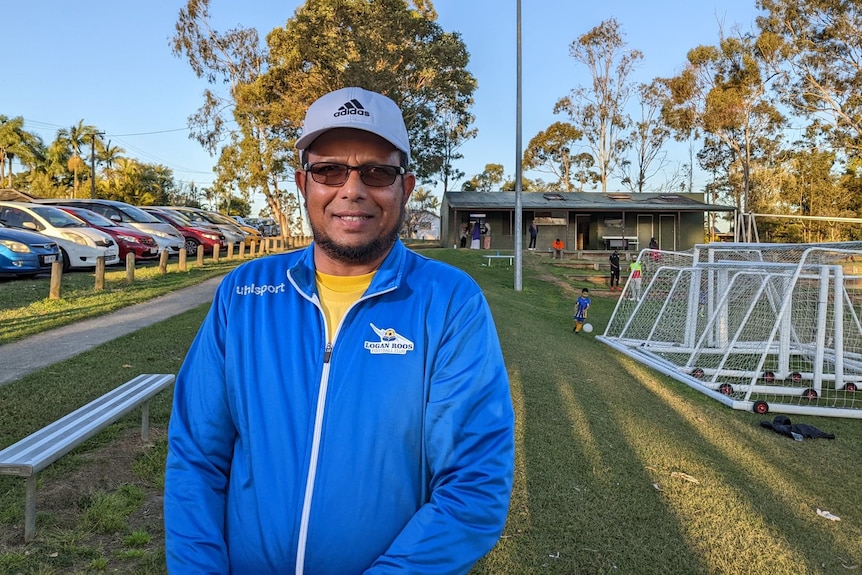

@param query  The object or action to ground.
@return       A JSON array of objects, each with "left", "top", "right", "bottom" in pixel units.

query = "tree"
[
  {"left": 172, "top": 0, "right": 477, "bottom": 242},
  {"left": 554, "top": 18, "right": 642, "bottom": 192},
  {"left": 523, "top": 122, "right": 584, "bottom": 192},
  {"left": 462, "top": 164, "right": 504, "bottom": 192},
  {"left": 0, "top": 116, "right": 41, "bottom": 187},
  {"left": 757, "top": 0, "right": 862, "bottom": 156},
  {"left": 404, "top": 187, "right": 440, "bottom": 238},
  {"left": 56, "top": 120, "right": 97, "bottom": 198},
  {"left": 662, "top": 29, "right": 785, "bottom": 212},
  {"left": 617, "top": 80, "right": 673, "bottom": 192}
]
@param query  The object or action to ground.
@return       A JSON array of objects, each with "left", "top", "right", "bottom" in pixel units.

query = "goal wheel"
[
  {"left": 762, "top": 371, "right": 775, "bottom": 383},
  {"left": 691, "top": 368, "right": 705, "bottom": 379},
  {"left": 718, "top": 383, "right": 733, "bottom": 395},
  {"left": 753, "top": 401, "right": 769, "bottom": 415},
  {"left": 845, "top": 382, "right": 858, "bottom": 393},
  {"left": 802, "top": 388, "right": 818, "bottom": 400},
  {"left": 790, "top": 372, "right": 803, "bottom": 384}
]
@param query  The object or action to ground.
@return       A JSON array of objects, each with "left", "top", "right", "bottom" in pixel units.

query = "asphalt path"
[{"left": 0, "top": 275, "right": 223, "bottom": 386}]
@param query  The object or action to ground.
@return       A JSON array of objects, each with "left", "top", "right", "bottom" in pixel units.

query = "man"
[
  {"left": 528, "top": 220, "right": 538, "bottom": 250},
  {"left": 164, "top": 87, "right": 515, "bottom": 574},
  {"left": 609, "top": 248, "right": 621, "bottom": 290},
  {"left": 552, "top": 237, "right": 565, "bottom": 259}
]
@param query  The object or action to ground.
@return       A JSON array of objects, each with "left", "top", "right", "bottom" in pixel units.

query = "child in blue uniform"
[{"left": 573, "top": 288, "right": 591, "bottom": 333}]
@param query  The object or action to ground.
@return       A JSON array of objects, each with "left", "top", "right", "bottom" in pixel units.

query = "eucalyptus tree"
[
  {"left": 617, "top": 80, "right": 673, "bottom": 193},
  {"left": 554, "top": 18, "right": 642, "bottom": 193},
  {"left": 757, "top": 0, "right": 862, "bottom": 156},
  {"left": 461, "top": 164, "right": 504, "bottom": 192},
  {"left": 662, "top": 29, "right": 785, "bottom": 213},
  {"left": 523, "top": 121, "right": 584, "bottom": 192},
  {"left": 172, "top": 0, "right": 477, "bottom": 239}
]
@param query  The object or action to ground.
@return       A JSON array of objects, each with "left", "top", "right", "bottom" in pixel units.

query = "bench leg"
[
  {"left": 24, "top": 474, "right": 36, "bottom": 542},
  {"left": 141, "top": 401, "right": 151, "bottom": 442}
]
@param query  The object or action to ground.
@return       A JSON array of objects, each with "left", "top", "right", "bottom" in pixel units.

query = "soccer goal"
[{"left": 597, "top": 241, "right": 862, "bottom": 419}]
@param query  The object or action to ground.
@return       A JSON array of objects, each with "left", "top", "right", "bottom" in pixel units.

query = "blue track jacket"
[{"left": 165, "top": 241, "right": 515, "bottom": 574}]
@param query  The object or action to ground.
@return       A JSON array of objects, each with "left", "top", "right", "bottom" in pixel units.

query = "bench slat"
[{"left": 0, "top": 373, "right": 174, "bottom": 477}]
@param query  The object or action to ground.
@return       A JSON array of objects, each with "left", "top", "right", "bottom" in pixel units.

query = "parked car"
[
  {"left": 141, "top": 207, "right": 226, "bottom": 256},
  {"left": 0, "top": 222, "right": 61, "bottom": 278},
  {"left": 151, "top": 206, "right": 248, "bottom": 246},
  {"left": 206, "top": 210, "right": 262, "bottom": 244},
  {"left": 0, "top": 201, "right": 120, "bottom": 271},
  {"left": 53, "top": 205, "right": 160, "bottom": 262},
  {"left": 33, "top": 198, "right": 184, "bottom": 256}
]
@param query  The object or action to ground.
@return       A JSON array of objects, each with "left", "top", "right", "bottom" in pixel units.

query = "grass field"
[{"left": 0, "top": 247, "right": 860, "bottom": 574}]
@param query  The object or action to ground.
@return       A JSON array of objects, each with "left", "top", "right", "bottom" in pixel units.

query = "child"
[{"left": 573, "top": 288, "right": 591, "bottom": 333}]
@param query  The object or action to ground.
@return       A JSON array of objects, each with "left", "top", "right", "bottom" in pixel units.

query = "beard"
[{"left": 309, "top": 202, "right": 406, "bottom": 266}]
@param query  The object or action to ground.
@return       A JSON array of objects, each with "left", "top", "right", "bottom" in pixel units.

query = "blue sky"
[{"left": 3, "top": 0, "right": 761, "bottom": 213}]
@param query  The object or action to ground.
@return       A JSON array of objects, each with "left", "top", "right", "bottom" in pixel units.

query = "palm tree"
[
  {"left": 55, "top": 120, "right": 97, "bottom": 198},
  {"left": 0, "top": 116, "right": 41, "bottom": 187}
]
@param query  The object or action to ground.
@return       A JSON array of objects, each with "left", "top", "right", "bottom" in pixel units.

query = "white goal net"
[{"left": 598, "top": 241, "right": 862, "bottom": 419}]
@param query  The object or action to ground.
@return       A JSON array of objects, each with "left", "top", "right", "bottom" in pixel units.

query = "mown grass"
[
  {"left": 0, "top": 258, "right": 250, "bottom": 346},
  {"left": 0, "top": 247, "right": 860, "bottom": 574}
]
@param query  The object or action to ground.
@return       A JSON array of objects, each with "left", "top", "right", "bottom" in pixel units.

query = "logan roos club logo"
[{"left": 364, "top": 323, "right": 414, "bottom": 355}]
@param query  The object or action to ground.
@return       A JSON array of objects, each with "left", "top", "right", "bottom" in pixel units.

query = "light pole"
[
  {"left": 90, "top": 131, "right": 104, "bottom": 199},
  {"left": 514, "top": 0, "right": 523, "bottom": 291}
]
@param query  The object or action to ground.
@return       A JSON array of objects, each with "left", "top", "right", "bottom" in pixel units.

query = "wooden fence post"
[
  {"left": 226, "top": 243, "right": 234, "bottom": 260},
  {"left": 125, "top": 252, "right": 135, "bottom": 283},
  {"left": 49, "top": 261, "right": 63, "bottom": 299},
  {"left": 159, "top": 250, "right": 169, "bottom": 274},
  {"left": 94, "top": 256, "right": 105, "bottom": 291},
  {"left": 196, "top": 245, "right": 204, "bottom": 267},
  {"left": 213, "top": 245, "right": 220, "bottom": 263},
  {"left": 238, "top": 242, "right": 246, "bottom": 259},
  {"left": 178, "top": 247, "right": 187, "bottom": 272}
]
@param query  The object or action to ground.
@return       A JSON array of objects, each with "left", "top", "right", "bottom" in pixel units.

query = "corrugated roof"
[{"left": 444, "top": 191, "right": 736, "bottom": 212}]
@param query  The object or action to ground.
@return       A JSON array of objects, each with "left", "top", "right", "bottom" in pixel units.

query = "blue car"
[{"left": 0, "top": 222, "right": 62, "bottom": 278}]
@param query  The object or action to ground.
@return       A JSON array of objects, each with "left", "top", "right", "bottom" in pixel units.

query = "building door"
[
  {"left": 576, "top": 215, "right": 590, "bottom": 250},
  {"left": 659, "top": 215, "right": 676, "bottom": 250},
  {"left": 637, "top": 215, "right": 653, "bottom": 252}
]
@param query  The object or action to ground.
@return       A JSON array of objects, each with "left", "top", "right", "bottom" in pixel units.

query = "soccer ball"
[{"left": 582, "top": 323, "right": 593, "bottom": 333}]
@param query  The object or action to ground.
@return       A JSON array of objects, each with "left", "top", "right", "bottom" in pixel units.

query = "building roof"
[{"left": 444, "top": 191, "right": 736, "bottom": 212}]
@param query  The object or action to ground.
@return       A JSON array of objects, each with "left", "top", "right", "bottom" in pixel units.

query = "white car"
[{"left": 0, "top": 201, "right": 120, "bottom": 271}]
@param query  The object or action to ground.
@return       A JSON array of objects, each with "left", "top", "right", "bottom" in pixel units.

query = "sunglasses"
[{"left": 303, "top": 162, "right": 406, "bottom": 187}]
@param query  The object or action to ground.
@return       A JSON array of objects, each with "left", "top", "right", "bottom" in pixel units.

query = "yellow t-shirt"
[{"left": 315, "top": 270, "right": 375, "bottom": 340}]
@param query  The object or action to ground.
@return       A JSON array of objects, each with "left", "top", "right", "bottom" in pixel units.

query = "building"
[{"left": 442, "top": 191, "right": 737, "bottom": 252}]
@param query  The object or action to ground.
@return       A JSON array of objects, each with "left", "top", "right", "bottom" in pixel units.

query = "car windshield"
[
  {"left": 118, "top": 204, "right": 162, "bottom": 223},
  {"left": 161, "top": 211, "right": 193, "bottom": 226},
  {"left": 64, "top": 207, "right": 118, "bottom": 227},
  {"left": 30, "top": 206, "right": 89, "bottom": 228}
]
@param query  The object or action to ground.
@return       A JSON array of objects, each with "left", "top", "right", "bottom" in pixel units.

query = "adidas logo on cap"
[{"left": 333, "top": 99, "right": 370, "bottom": 118}]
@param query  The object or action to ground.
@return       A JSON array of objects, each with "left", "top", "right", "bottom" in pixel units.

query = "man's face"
[{"left": 296, "top": 128, "right": 415, "bottom": 273}]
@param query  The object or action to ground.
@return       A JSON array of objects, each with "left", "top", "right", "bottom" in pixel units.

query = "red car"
[
  {"left": 55, "top": 205, "right": 160, "bottom": 261},
  {"left": 142, "top": 207, "right": 226, "bottom": 256}
]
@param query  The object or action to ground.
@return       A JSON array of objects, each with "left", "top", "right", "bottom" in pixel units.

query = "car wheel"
[
  {"left": 60, "top": 247, "right": 71, "bottom": 273},
  {"left": 185, "top": 237, "right": 200, "bottom": 256}
]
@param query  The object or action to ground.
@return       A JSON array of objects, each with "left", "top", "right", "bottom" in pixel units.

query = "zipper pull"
[{"left": 323, "top": 342, "right": 332, "bottom": 364}]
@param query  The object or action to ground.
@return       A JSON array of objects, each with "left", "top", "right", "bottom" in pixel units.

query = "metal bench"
[
  {"left": 483, "top": 252, "right": 514, "bottom": 266},
  {"left": 0, "top": 373, "right": 175, "bottom": 541}
]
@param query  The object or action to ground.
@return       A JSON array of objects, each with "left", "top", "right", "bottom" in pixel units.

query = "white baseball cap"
[{"left": 295, "top": 87, "right": 411, "bottom": 165}]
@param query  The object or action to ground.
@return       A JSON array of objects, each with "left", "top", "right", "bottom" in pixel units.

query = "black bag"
[{"left": 760, "top": 415, "right": 835, "bottom": 440}]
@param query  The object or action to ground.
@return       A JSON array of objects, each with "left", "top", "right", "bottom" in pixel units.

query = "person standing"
[
  {"left": 164, "top": 87, "right": 515, "bottom": 574},
  {"left": 628, "top": 258, "right": 643, "bottom": 301},
  {"left": 609, "top": 248, "right": 621, "bottom": 290},
  {"left": 573, "top": 288, "right": 591, "bottom": 333},
  {"left": 528, "top": 220, "right": 538, "bottom": 250},
  {"left": 483, "top": 221, "right": 492, "bottom": 249},
  {"left": 471, "top": 220, "right": 481, "bottom": 249},
  {"left": 459, "top": 224, "right": 468, "bottom": 248}
]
